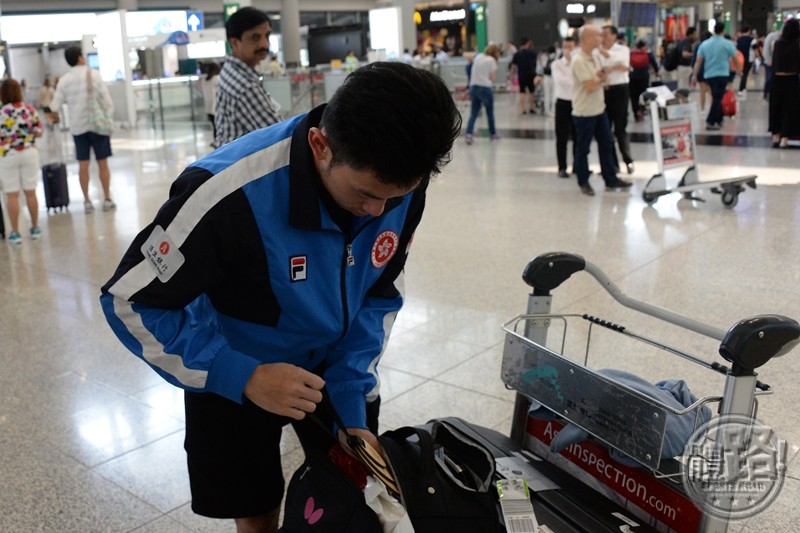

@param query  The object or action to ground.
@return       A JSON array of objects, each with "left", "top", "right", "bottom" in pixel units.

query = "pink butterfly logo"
[{"left": 304, "top": 496, "right": 324, "bottom": 525}]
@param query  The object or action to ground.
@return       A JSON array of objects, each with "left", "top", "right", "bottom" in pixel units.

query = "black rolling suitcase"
[
  {"left": 42, "top": 162, "right": 70, "bottom": 213},
  {"left": 0, "top": 197, "right": 5, "bottom": 238}
]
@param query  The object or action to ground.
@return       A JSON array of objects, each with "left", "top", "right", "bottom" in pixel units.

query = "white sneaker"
[
  {"left": 102, "top": 199, "right": 117, "bottom": 212},
  {"left": 84, "top": 201, "right": 95, "bottom": 214}
]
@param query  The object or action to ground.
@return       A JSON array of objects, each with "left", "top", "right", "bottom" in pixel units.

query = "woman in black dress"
[{"left": 768, "top": 19, "right": 800, "bottom": 148}]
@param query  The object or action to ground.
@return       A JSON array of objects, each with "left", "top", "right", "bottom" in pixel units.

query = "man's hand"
[{"left": 243, "top": 363, "right": 324, "bottom": 420}]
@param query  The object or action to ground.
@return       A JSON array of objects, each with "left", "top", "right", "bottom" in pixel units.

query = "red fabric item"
[
  {"left": 630, "top": 49, "right": 649, "bottom": 69},
  {"left": 722, "top": 90, "right": 737, "bottom": 116},
  {"left": 329, "top": 443, "right": 369, "bottom": 490}
]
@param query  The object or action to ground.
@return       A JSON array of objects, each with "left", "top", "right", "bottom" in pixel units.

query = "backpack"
[
  {"left": 630, "top": 49, "right": 650, "bottom": 69},
  {"left": 663, "top": 41, "right": 680, "bottom": 71},
  {"left": 280, "top": 450, "right": 383, "bottom": 533}
]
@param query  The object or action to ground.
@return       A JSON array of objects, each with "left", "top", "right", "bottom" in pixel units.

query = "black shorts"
[
  {"left": 73, "top": 131, "right": 112, "bottom": 161},
  {"left": 183, "top": 391, "right": 381, "bottom": 518},
  {"left": 519, "top": 75, "right": 536, "bottom": 93}
]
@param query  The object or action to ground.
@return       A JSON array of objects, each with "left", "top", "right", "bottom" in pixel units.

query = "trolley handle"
[
  {"left": 522, "top": 252, "right": 800, "bottom": 376},
  {"left": 719, "top": 315, "right": 800, "bottom": 373},
  {"left": 523, "top": 252, "right": 727, "bottom": 340},
  {"left": 522, "top": 252, "right": 585, "bottom": 296}
]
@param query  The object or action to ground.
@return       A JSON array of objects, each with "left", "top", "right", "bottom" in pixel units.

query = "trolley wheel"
[
  {"left": 642, "top": 190, "right": 658, "bottom": 205},
  {"left": 721, "top": 191, "right": 739, "bottom": 208}
]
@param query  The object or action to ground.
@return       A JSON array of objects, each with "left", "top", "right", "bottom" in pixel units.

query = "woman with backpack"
[{"left": 629, "top": 40, "right": 659, "bottom": 121}]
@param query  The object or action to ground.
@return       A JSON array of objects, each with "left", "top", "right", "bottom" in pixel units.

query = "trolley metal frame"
[
  {"left": 503, "top": 252, "right": 799, "bottom": 533},
  {"left": 641, "top": 90, "right": 757, "bottom": 209}
]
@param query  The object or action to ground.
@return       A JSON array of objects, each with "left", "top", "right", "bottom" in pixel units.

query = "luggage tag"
[{"left": 497, "top": 478, "right": 539, "bottom": 533}]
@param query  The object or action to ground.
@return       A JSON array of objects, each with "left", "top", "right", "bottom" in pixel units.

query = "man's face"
[
  {"left": 231, "top": 21, "right": 271, "bottom": 68},
  {"left": 581, "top": 26, "right": 602, "bottom": 52},
  {"left": 601, "top": 27, "right": 616, "bottom": 48},
  {"left": 322, "top": 164, "right": 414, "bottom": 217},
  {"left": 563, "top": 40, "right": 576, "bottom": 60},
  {"left": 309, "top": 128, "right": 416, "bottom": 217}
]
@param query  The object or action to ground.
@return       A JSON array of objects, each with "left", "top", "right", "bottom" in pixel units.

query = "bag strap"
[
  {"left": 86, "top": 67, "right": 94, "bottom": 99},
  {"left": 306, "top": 387, "right": 352, "bottom": 440},
  {"left": 381, "top": 426, "right": 437, "bottom": 487}
]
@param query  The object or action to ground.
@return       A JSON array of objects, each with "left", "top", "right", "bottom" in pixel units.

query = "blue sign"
[{"left": 186, "top": 11, "right": 204, "bottom": 31}]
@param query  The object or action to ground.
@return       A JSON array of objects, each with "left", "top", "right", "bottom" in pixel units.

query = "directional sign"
[{"left": 186, "top": 11, "right": 204, "bottom": 31}]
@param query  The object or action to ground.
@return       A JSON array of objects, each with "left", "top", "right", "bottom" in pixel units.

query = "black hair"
[
  {"left": 781, "top": 19, "right": 800, "bottom": 42},
  {"left": 604, "top": 25, "right": 619, "bottom": 36},
  {"left": 225, "top": 7, "right": 271, "bottom": 40},
  {"left": 687, "top": 27, "right": 697, "bottom": 37},
  {"left": 320, "top": 62, "right": 461, "bottom": 188},
  {"left": 563, "top": 36, "right": 576, "bottom": 44},
  {"left": 714, "top": 22, "right": 725, "bottom": 35},
  {"left": 519, "top": 37, "right": 531, "bottom": 47},
  {"left": 65, "top": 45, "right": 83, "bottom": 67},
  {"left": 206, "top": 62, "right": 221, "bottom": 80}
]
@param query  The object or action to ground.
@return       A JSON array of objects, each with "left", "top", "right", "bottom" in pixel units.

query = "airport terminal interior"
[
  {"left": 1, "top": 3, "right": 800, "bottom": 532},
  {"left": 1, "top": 83, "right": 798, "bottom": 532}
]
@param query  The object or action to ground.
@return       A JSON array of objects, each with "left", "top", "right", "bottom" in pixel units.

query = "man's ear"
[{"left": 308, "top": 127, "right": 331, "bottom": 164}]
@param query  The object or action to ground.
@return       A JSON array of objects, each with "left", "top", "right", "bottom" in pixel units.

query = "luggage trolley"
[
  {"left": 640, "top": 89, "right": 757, "bottom": 209},
  {"left": 502, "top": 252, "right": 800, "bottom": 532}
]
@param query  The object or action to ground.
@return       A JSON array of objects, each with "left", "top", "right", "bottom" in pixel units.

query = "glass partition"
[{"left": 132, "top": 62, "right": 476, "bottom": 129}]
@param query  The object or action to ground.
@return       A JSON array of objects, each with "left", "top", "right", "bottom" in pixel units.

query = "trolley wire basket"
[{"left": 501, "top": 312, "right": 773, "bottom": 476}]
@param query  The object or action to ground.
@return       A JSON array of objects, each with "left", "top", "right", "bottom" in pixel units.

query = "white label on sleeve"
[{"left": 141, "top": 225, "right": 185, "bottom": 283}]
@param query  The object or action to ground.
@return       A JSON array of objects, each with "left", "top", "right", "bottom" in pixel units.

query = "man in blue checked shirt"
[{"left": 215, "top": 7, "right": 283, "bottom": 146}]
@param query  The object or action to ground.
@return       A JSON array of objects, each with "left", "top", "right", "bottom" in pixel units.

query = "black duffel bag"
[{"left": 380, "top": 420, "right": 503, "bottom": 533}]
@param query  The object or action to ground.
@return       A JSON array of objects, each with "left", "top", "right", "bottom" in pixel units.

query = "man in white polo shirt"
[
  {"left": 598, "top": 25, "right": 634, "bottom": 175},
  {"left": 552, "top": 37, "right": 577, "bottom": 178}
]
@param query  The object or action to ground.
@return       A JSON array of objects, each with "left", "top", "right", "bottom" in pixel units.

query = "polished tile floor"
[{"left": 1, "top": 87, "right": 798, "bottom": 532}]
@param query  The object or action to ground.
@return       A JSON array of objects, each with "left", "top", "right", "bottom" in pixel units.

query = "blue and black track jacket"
[{"left": 100, "top": 106, "right": 425, "bottom": 429}]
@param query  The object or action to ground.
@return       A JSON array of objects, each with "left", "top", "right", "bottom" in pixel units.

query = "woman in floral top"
[{"left": 0, "top": 78, "right": 43, "bottom": 245}]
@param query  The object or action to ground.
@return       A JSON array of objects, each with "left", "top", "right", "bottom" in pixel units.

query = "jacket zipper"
[{"left": 337, "top": 219, "right": 381, "bottom": 341}]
